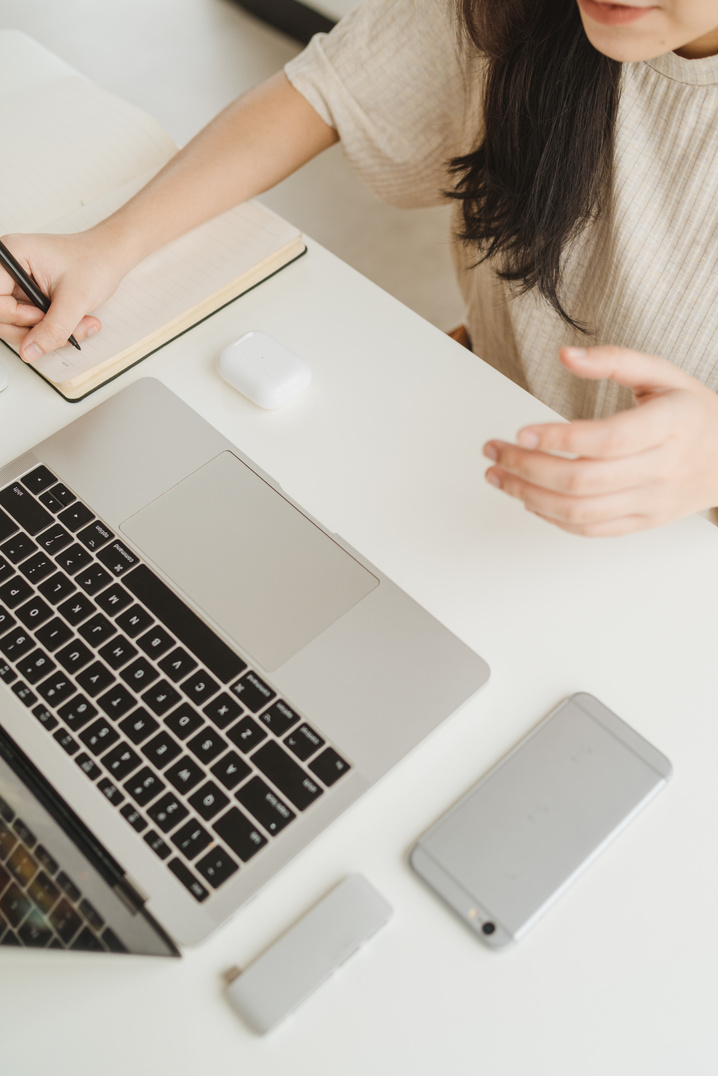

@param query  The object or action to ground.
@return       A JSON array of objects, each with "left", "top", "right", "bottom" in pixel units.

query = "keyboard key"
[
  {"left": 181, "top": 670, "right": 219, "bottom": 705},
  {"left": 57, "top": 502, "right": 94, "bottom": 533},
  {"left": 203, "top": 692, "right": 241, "bottom": 730},
  {"left": 120, "top": 804, "right": 147, "bottom": 832},
  {"left": 120, "top": 656, "right": 158, "bottom": 691},
  {"left": 75, "top": 752, "right": 102, "bottom": 781},
  {"left": 39, "top": 483, "right": 75, "bottom": 511},
  {"left": 0, "top": 661, "right": 17, "bottom": 684},
  {"left": 309, "top": 747, "right": 351, "bottom": 787},
  {"left": 259, "top": 699, "right": 301, "bottom": 737},
  {"left": 158, "top": 647, "right": 197, "bottom": 683},
  {"left": 71, "top": 926, "right": 105, "bottom": 952},
  {"left": 53, "top": 728, "right": 79, "bottom": 755},
  {"left": 78, "top": 613, "right": 116, "bottom": 647},
  {"left": 229, "top": 671, "right": 275, "bottom": 713},
  {"left": 77, "top": 520, "right": 113, "bottom": 551},
  {"left": 55, "top": 639, "right": 93, "bottom": 674},
  {"left": 119, "top": 709, "right": 159, "bottom": 745},
  {"left": 56, "top": 592, "right": 95, "bottom": 624},
  {"left": 79, "top": 899, "right": 104, "bottom": 931},
  {"left": 0, "top": 508, "right": 18, "bottom": 542},
  {"left": 124, "top": 565, "right": 247, "bottom": 683},
  {"left": 236, "top": 776, "right": 296, "bottom": 835},
  {"left": 32, "top": 703, "right": 58, "bottom": 731},
  {"left": 164, "top": 703, "right": 203, "bottom": 740},
  {"left": 37, "top": 523, "right": 73, "bottom": 555},
  {"left": 38, "top": 672, "right": 75, "bottom": 706},
  {"left": 0, "top": 483, "right": 53, "bottom": 535},
  {"left": 188, "top": 781, "right": 229, "bottom": 821},
  {"left": 19, "top": 552, "right": 55, "bottom": 585},
  {"left": 40, "top": 573, "right": 78, "bottom": 606},
  {"left": 57, "top": 871, "right": 82, "bottom": 902},
  {"left": 1, "top": 533, "right": 37, "bottom": 563},
  {"left": 28, "top": 871, "right": 60, "bottom": 915},
  {"left": 142, "top": 680, "right": 181, "bottom": 716},
  {"left": 58, "top": 695, "right": 97, "bottom": 731},
  {"left": 21, "top": 466, "right": 57, "bottom": 494},
  {"left": 187, "top": 728, "right": 226, "bottom": 765},
  {"left": 97, "top": 683, "right": 136, "bottom": 720},
  {"left": 35, "top": 845, "right": 59, "bottom": 875},
  {"left": 95, "top": 582, "right": 131, "bottom": 616},
  {"left": 196, "top": 846, "right": 239, "bottom": 889},
  {"left": 124, "top": 767, "right": 166, "bottom": 807},
  {"left": 0, "top": 577, "right": 33, "bottom": 609},
  {"left": 11, "top": 681, "right": 37, "bottom": 707},
  {"left": 137, "top": 625, "right": 174, "bottom": 660},
  {"left": 76, "top": 661, "right": 115, "bottom": 697},
  {"left": 75, "top": 565, "right": 113, "bottom": 596},
  {"left": 0, "top": 605, "right": 16, "bottom": 634},
  {"left": 97, "top": 540, "right": 139, "bottom": 577},
  {"left": 284, "top": 723, "right": 325, "bottom": 762},
  {"left": 141, "top": 731, "right": 182, "bottom": 769},
  {"left": 79, "top": 718, "right": 119, "bottom": 756},
  {"left": 1, "top": 883, "right": 32, "bottom": 928},
  {"left": 99, "top": 636, "right": 138, "bottom": 671},
  {"left": 15, "top": 595, "right": 52, "bottom": 630},
  {"left": 167, "top": 858, "right": 209, "bottom": 902},
  {"left": 7, "top": 845, "right": 37, "bottom": 886},
  {"left": 213, "top": 807, "right": 267, "bottom": 862},
  {"left": 171, "top": 820, "right": 212, "bottom": 860},
  {"left": 35, "top": 617, "right": 73, "bottom": 652},
  {"left": 210, "top": 750, "right": 251, "bottom": 790},
  {"left": 252, "top": 742, "right": 323, "bottom": 811},
  {"left": 18, "top": 920, "right": 54, "bottom": 948},
  {"left": 116, "top": 604, "right": 153, "bottom": 638},
  {"left": 0, "top": 556, "right": 15, "bottom": 583},
  {"left": 48, "top": 898, "right": 82, "bottom": 944},
  {"left": 144, "top": 830, "right": 172, "bottom": 860},
  {"left": 147, "top": 792, "right": 188, "bottom": 834},
  {"left": 54, "top": 543, "right": 92, "bottom": 575},
  {"left": 101, "top": 743, "right": 142, "bottom": 781},
  {"left": 102, "top": 927, "right": 128, "bottom": 953},
  {"left": 16, "top": 648, "right": 56, "bottom": 685},
  {"left": 165, "top": 756, "right": 204, "bottom": 794},
  {"left": 226, "top": 715, "right": 267, "bottom": 754},
  {"left": 12, "top": 819, "right": 35, "bottom": 848},
  {"left": 97, "top": 777, "right": 124, "bottom": 806}
]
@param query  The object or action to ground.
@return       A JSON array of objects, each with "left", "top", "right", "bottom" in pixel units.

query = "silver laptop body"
[{"left": 0, "top": 378, "right": 489, "bottom": 949}]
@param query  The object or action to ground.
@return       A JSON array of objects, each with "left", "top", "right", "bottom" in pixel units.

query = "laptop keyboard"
[
  {"left": 0, "top": 794, "right": 126, "bottom": 950},
  {"left": 0, "top": 465, "right": 351, "bottom": 904}
]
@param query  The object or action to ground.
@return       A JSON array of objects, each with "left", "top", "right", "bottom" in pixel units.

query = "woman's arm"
[{"left": 0, "top": 72, "right": 338, "bottom": 360}]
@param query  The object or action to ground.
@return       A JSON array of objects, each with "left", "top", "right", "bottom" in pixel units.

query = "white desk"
[{"left": 1, "top": 238, "right": 716, "bottom": 1075}]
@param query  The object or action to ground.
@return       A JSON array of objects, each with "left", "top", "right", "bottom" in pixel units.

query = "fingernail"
[
  {"left": 517, "top": 429, "right": 539, "bottom": 448},
  {"left": 483, "top": 443, "right": 498, "bottom": 461},
  {"left": 563, "top": 347, "right": 588, "bottom": 359},
  {"left": 22, "top": 343, "right": 43, "bottom": 362},
  {"left": 86, "top": 325, "right": 99, "bottom": 337},
  {"left": 485, "top": 471, "right": 502, "bottom": 488}
]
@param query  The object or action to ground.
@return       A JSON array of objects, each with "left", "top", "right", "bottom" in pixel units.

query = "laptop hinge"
[{"left": 114, "top": 875, "right": 150, "bottom": 915}]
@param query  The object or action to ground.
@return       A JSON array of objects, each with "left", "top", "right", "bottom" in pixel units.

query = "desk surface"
[{"left": 1, "top": 238, "right": 716, "bottom": 1076}]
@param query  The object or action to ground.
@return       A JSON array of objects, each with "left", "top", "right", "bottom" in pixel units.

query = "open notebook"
[{"left": 0, "top": 32, "right": 305, "bottom": 401}]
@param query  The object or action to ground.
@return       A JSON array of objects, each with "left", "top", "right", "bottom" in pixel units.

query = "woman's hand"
[
  {"left": 483, "top": 346, "right": 718, "bottom": 536},
  {"left": 0, "top": 229, "right": 127, "bottom": 362}
]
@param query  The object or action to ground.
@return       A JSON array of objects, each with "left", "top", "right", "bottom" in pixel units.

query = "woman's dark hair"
[{"left": 448, "top": 0, "right": 621, "bottom": 330}]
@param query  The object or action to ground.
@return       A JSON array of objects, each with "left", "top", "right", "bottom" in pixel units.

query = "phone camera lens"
[{"left": 482, "top": 922, "right": 496, "bottom": 936}]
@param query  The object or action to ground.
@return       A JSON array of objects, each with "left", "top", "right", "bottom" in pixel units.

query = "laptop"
[{"left": 0, "top": 377, "right": 489, "bottom": 954}]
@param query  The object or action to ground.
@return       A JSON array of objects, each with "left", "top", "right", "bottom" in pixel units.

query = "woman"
[{"left": 2, "top": 0, "right": 717, "bottom": 536}]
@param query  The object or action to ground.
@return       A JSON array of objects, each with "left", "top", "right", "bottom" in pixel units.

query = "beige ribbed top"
[{"left": 285, "top": 0, "right": 718, "bottom": 421}]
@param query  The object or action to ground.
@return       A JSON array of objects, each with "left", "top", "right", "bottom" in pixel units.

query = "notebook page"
[
  {"left": 33, "top": 201, "right": 302, "bottom": 385},
  {"left": 0, "top": 76, "right": 176, "bottom": 234}
]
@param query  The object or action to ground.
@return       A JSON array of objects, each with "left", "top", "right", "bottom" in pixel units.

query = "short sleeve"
[{"left": 284, "top": 0, "right": 479, "bottom": 208}]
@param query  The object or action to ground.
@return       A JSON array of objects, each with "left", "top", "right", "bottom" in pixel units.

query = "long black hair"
[{"left": 448, "top": 0, "right": 622, "bottom": 330}]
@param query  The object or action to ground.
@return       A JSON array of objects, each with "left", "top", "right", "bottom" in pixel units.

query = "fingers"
[
  {"left": 557, "top": 345, "right": 690, "bottom": 394},
  {"left": 483, "top": 438, "right": 655, "bottom": 496},
  {"left": 18, "top": 279, "right": 100, "bottom": 360}
]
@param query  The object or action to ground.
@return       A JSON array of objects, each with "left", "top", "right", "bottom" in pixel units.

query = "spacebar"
[{"left": 123, "top": 564, "right": 247, "bottom": 684}]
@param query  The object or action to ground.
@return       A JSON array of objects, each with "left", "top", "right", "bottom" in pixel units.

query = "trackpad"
[{"left": 121, "top": 451, "right": 378, "bottom": 671}]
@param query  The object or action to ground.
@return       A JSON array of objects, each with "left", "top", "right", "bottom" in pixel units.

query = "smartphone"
[{"left": 410, "top": 692, "right": 671, "bottom": 948}]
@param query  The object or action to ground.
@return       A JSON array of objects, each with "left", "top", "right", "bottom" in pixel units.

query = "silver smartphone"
[{"left": 410, "top": 693, "right": 672, "bottom": 948}]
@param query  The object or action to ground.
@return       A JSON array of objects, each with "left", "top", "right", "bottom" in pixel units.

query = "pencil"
[{"left": 0, "top": 239, "right": 81, "bottom": 351}]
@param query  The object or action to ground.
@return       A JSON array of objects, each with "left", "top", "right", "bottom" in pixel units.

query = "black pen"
[{"left": 0, "top": 239, "right": 81, "bottom": 351}]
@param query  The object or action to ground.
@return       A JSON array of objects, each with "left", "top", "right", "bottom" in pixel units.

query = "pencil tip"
[{"left": 69, "top": 337, "right": 82, "bottom": 351}]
